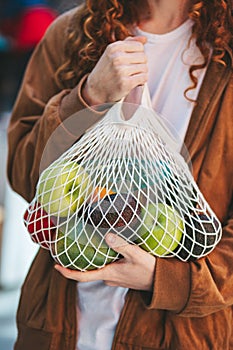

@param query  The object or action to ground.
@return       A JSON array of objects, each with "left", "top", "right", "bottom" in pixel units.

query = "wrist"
[{"left": 82, "top": 77, "right": 106, "bottom": 106}]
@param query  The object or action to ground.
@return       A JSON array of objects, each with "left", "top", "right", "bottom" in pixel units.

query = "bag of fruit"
[{"left": 23, "top": 85, "right": 222, "bottom": 270}]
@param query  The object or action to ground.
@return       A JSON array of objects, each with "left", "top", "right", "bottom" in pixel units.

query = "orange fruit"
[{"left": 92, "top": 186, "right": 115, "bottom": 202}]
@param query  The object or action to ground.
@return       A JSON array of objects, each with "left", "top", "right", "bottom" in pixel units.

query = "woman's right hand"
[{"left": 82, "top": 36, "right": 148, "bottom": 106}]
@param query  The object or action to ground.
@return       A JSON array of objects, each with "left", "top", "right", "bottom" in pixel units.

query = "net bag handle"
[{"left": 105, "top": 83, "right": 181, "bottom": 154}]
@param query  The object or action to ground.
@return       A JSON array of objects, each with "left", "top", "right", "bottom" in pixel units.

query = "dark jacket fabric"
[{"left": 7, "top": 7, "right": 233, "bottom": 350}]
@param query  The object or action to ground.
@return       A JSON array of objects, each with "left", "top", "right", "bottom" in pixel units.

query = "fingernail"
[{"left": 106, "top": 233, "right": 116, "bottom": 244}]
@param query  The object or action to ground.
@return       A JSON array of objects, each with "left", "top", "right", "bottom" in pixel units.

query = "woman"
[{"left": 7, "top": 0, "right": 233, "bottom": 349}]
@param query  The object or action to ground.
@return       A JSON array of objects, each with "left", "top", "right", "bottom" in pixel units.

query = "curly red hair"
[{"left": 55, "top": 0, "right": 233, "bottom": 97}]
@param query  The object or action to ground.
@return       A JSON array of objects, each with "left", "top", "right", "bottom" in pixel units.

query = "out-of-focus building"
[
  {"left": 0, "top": 3, "right": 82, "bottom": 350},
  {"left": 0, "top": 0, "right": 85, "bottom": 286},
  {"left": 0, "top": 0, "right": 84, "bottom": 112}
]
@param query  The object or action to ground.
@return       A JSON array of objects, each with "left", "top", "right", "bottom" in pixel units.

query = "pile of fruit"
[{"left": 23, "top": 158, "right": 219, "bottom": 270}]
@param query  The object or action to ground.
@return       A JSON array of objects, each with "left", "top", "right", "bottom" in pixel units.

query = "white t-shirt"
[
  {"left": 77, "top": 18, "right": 207, "bottom": 350},
  {"left": 136, "top": 18, "right": 206, "bottom": 146}
]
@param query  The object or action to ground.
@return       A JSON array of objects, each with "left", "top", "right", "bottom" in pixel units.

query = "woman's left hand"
[{"left": 54, "top": 233, "right": 156, "bottom": 291}]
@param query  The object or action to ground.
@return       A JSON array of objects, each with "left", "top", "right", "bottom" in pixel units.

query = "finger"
[
  {"left": 125, "top": 35, "right": 147, "bottom": 45},
  {"left": 127, "top": 52, "right": 147, "bottom": 64},
  {"left": 128, "top": 72, "right": 148, "bottom": 86},
  {"left": 124, "top": 63, "right": 148, "bottom": 76},
  {"left": 105, "top": 233, "right": 137, "bottom": 259},
  {"left": 104, "top": 280, "right": 120, "bottom": 287},
  {"left": 112, "top": 52, "right": 147, "bottom": 65},
  {"left": 107, "top": 38, "right": 146, "bottom": 54},
  {"left": 54, "top": 264, "right": 106, "bottom": 282}
]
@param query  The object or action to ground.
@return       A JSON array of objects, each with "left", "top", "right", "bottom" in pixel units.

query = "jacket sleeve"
[
  {"left": 141, "top": 72, "right": 233, "bottom": 317},
  {"left": 7, "top": 11, "right": 102, "bottom": 203},
  {"left": 146, "top": 204, "right": 233, "bottom": 317}
]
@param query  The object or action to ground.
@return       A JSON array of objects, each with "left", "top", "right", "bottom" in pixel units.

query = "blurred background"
[{"left": 0, "top": 1, "right": 83, "bottom": 349}]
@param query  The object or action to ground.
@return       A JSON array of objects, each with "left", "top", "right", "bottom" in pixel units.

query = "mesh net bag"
[{"left": 23, "top": 85, "right": 222, "bottom": 270}]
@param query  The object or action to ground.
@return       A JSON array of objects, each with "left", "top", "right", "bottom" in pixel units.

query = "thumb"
[
  {"left": 105, "top": 233, "right": 134, "bottom": 259},
  {"left": 125, "top": 35, "right": 147, "bottom": 45}
]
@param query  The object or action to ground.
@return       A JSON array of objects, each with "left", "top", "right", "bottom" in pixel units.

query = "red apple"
[{"left": 23, "top": 202, "right": 56, "bottom": 249}]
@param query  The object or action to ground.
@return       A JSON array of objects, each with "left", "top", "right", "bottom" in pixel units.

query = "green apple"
[
  {"left": 52, "top": 221, "right": 118, "bottom": 270},
  {"left": 137, "top": 202, "right": 183, "bottom": 256},
  {"left": 37, "top": 160, "right": 92, "bottom": 217}
]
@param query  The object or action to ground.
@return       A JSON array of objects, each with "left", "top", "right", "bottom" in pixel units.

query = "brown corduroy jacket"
[{"left": 7, "top": 8, "right": 233, "bottom": 350}]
